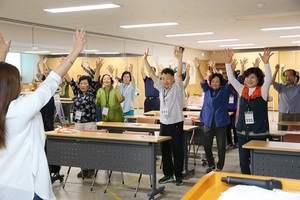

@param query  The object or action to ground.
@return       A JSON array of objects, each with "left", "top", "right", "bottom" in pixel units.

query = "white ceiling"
[{"left": 0, "top": 0, "right": 300, "bottom": 52}]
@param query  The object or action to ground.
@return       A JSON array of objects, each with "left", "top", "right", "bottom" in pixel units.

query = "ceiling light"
[
  {"left": 120, "top": 22, "right": 178, "bottom": 29},
  {"left": 261, "top": 26, "right": 300, "bottom": 31},
  {"left": 165, "top": 32, "right": 213, "bottom": 37},
  {"left": 94, "top": 52, "right": 120, "bottom": 54},
  {"left": 279, "top": 35, "right": 300, "bottom": 38},
  {"left": 83, "top": 49, "right": 99, "bottom": 53},
  {"left": 50, "top": 52, "right": 70, "bottom": 55},
  {"left": 291, "top": 41, "right": 300, "bottom": 43},
  {"left": 44, "top": 3, "right": 120, "bottom": 13},
  {"left": 197, "top": 39, "right": 238, "bottom": 43},
  {"left": 219, "top": 43, "right": 255, "bottom": 47},
  {"left": 24, "top": 50, "right": 51, "bottom": 54},
  {"left": 232, "top": 46, "right": 265, "bottom": 50}
]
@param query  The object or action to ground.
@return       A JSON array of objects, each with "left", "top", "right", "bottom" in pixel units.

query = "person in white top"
[
  {"left": 0, "top": 29, "right": 86, "bottom": 200},
  {"left": 118, "top": 64, "right": 136, "bottom": 116}
]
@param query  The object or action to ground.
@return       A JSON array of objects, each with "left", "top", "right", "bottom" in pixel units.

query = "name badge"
[
  {"left": 161, "top": 109, "right": 169, "bottom": 116},
  {"left": 102, "top": 107, "right": 109, "bottom": 116},
  {"left": 229, "top": 95, "right": 234, "bottom": 104},
  {"left": 244, "top": 111, "right": 254, "bottom": 124},
  {"left": 75, "top": 110, "right": 82, "bottom": 120}
]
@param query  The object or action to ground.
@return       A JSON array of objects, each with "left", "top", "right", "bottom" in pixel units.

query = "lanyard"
[
  {"left": 163, "top": 86, "right": 173, "bottom": 104},
  {"left": 105, "top": 88, "right": 111, "bottom": 108}
]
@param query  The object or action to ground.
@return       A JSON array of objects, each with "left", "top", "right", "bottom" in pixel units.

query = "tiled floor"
[{"left": 51, "top": 111, "right": 278, "bottom": 200}]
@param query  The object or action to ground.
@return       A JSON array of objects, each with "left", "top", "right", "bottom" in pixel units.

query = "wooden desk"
[
  {"left": 96, "top": 122, "right": 199, "bottom": 178},
  {"left": 46, "top": 131, "right": 171, "bottom": 199},
  {"left": 277, "top": 121, "right": 300, "bottom": 126},
  {"left": 182, "top": 171, "right": 300, "bottom": 200},
  {"left": 186, "top": 105, "right": 202, "bottom": 111},
  {"left": 243, "top": 140, "right": 300, "bottom": 179},
  {"left": 144, "top": 110, "right": 199, "bottom": 117},
  {"left": 124, "top": 115, "right": 160, "bottom": 121}
]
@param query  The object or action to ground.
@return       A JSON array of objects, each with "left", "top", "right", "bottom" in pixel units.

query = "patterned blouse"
[{"left": 70, "top": 79, "right": 98, "bottom": 123}]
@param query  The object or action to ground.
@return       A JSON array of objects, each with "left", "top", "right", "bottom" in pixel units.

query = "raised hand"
[
  {"left": 259, "top": 48, "right": 274, "bottom": 64},
  {"left": 43, "top": 57, "right": 48, "bottom": 64},
  {"left": 222, "top": 49, "right": 234, "bottom": 64},
  {"left": 231, "top": 59, "right": 238, "bottom": 71},
  {"left": 107, "top": 65, "right": 114, "bottom": 75},
  {"left": 207, "top": 60, "right": 215, "bottom": 68},
  {"left": 240, "top": 58, "right": 248, "bottom": 67},
  {"left": 129, "top": 63, "right": 133, "bottom": 72},
  {"left": 193, "top": 57, "right": 201, "bottom": 68},
  {"left": 143, "top": 48, "right": 149, "bottom": 60},
  {"left": 96, "top": 57, "right": 104, "bottom": 70},
  {"left": 186, "top": 63, "right": 191, "bottom": 73},
  {"left": 72, "top": 28, "right": 86, "bottom": 55},
  {"left": 0, "top": 33, "right": 11, "bottom": 62},
  {"left": 252, "top": 58, "right": 261, "bottom": 68},
  {"left": 274, "top": 64, "right": 280, "bottom": 72},
  {"left": 174, "top": 46, "right": 183, "bottom": 60}
]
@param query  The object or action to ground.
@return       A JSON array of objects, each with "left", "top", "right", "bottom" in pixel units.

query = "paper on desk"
[{"left": 218, "top": 185, "right": 300, "bottom": 200}]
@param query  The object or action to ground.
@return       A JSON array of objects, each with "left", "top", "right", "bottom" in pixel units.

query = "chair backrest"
[
  {"left": 136, "top": 117, "right": 156, "bottom": 124},
  {"left": 155, "top": 111, "right": 160, "bottom": 116},
  {"left": 83, "top": 129, "right": 108, "bottom": 133},
  {"left": 184, "top": 118, "right": 194, "bottom": 125},
  {"left": 287, "top": 125, "right": 300, "bottom": 131},
  {"left": 122, "top": 131, "right": 151, "bottom": 136},
  {"left": 282, "top": 134, "right": 300, "bottom": 143}
]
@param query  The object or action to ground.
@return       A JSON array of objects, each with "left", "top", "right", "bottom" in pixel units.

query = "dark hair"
[
  {"left": 161, "top": 68, "right": 175, "bottom": 77},
  {"left": 78, "top": 75, "right": 92, "bottom": 86},
  {"left": 209, "top": 73, "right": 225, "bottom": 86},
  {"left": 0, "top": 62, "right": 22, "bottom": 149},
  {"left": 243, "top": 67, "right": 265, "bottom": 86},
  {"left": 100, "top": 74, "right": 114, "bottom": 85},
  {"left": 283, "top": 69, "right": 296, "bottom": 77},
  {"left": 121, "top": 71, "right": 132, "bottom": 81}
]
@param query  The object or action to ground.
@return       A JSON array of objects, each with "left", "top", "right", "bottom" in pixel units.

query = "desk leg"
[
  {"left": 182, "top": 131, "right": 195, "bottom": 178},
  {"left": 147, "top": 143, "right": 165, "bottom": 200}
]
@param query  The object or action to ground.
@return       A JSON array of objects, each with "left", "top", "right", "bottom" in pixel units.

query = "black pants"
[
  {"left": 160, "top": 121, "right": 184, "bottom": 179},
  {"left": 144, "top": 97, "right": 160, "bottom": 112},
  {"left": 203, "top": 120, "right": 227, "bottom": 170}
]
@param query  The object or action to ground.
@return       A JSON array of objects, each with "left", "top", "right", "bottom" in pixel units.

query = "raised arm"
[
  {"left": 259, "top": 48, "right": 273, "bottom": 100},
  {"left": 53, "top": 28, "right": 86, "bottom": 78},
  {"left": 252, "top": 58, "right": 261, "bottom": 68},
  {"left": 174, "top": 46, "right": 183, "bottom": 84},
  {"left": 43, "top": 57, "right": 52, "bottom": 73},
  {"left": 93, "top": 57, "right": 104, "bottom": 82},
  {"left": 143, "top": 48, "right": 159, "bottom": 84},
  {"left": 128, "top": 63, "right": 135, "bottom": 84},
  {"left": 222, "top": 49, "right": 244, "bottom": 94},
  {"left": 193, "top": 57, "right": 205, "bottom": 83},
  {"left": 140, "top": 60, "right": 146, "bottom": 79},
  {"left": 208, "top": 60, "right": 218, "bottom": 73},
  {"left": 0, "top": 33, "right": 11, "bottom": 62},
  {"left": 240, "top": 57, "right": 248, "bottom": 76},
  {"left": 272, "top": 64, "right": 280, "bottom": 85},
  {"left": 112, "top": 77, "right": 124, "bottom": 102},
  {"left": 183, "top": 63, "right": 191, "bottom": 88},
  {"left": 280, "top": 64, "right": 286, "bottom": 84}
]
